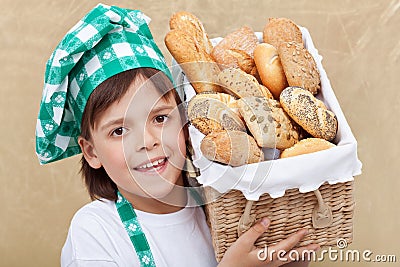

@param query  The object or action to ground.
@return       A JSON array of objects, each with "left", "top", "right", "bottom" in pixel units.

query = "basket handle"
[
  {"left": 237, "top": 189, "right": 333, "bottom": 235},
  {"left": 237, "top": 200, "right": 256, "bottom": 236},
  {"left": 312, "top": 189, "right": 333, "bottom": 228}
]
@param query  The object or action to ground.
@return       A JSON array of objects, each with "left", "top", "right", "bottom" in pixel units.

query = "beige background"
[{"left": 0, "top": 0, "right": 399, "bottom": 266}]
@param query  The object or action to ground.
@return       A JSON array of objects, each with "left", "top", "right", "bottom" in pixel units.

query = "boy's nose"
[{"left": 135, "top": 127, "right": 160, "bottom": 152}]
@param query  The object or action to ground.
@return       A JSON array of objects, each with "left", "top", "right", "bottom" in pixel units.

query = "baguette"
[
  {"left": 165, "top": 29, "right": 221, "bottom": 93},
  {"left": 169, "top": 11, "right": 213, "bottom": 54}
]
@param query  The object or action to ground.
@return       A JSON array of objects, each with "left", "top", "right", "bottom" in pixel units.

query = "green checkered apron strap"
[{"left": 115, "top": 191, "right": 156, "bottom": 267}]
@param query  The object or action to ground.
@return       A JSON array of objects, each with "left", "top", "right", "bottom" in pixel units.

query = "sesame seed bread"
[
  {"left": 237, "top": 96, "right": 300, "bottom": 149},
  {"left": 280, "top": 138, "right": 335, "bottom": 158},
  {"left": 278, "top": 41, "right": 321, "bottom": 95},
  {"left": 218, "top": 67, "right": 273, "bottom": 99},
  {"left": 188, "top": 93, "right": 246, "bottom": 135},
  {"left": 280, "top": 87, "right": 337, "bottom": 141},
  {"left": 262, "top": 17, "right": 303, "bottom": 49},
  {"left": 200, "top": 130, "right": 264, "bottom": 166}
]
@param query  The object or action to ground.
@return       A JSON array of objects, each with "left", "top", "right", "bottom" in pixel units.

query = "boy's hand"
[{"left": 218, "top": 218, "right": 319, "bottom": 267}]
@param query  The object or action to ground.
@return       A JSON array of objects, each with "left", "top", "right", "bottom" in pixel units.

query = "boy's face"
[{"left": 84, "top": 74, "right": 187, "bottom": 202}]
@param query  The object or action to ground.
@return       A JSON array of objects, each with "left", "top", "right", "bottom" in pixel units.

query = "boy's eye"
[
  {"left": 111, "top": 127, "right": 127, "bottom": 136},
  {"left": 154, "top": 115, "right": 168, "bottom": 124}
]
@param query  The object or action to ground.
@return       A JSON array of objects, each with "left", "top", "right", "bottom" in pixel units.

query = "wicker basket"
[
  {"left": 203, "top": 181, "right": 354, "bottom": 262},
  {"left": 174, "top": 26, "right": 361, "bottom": 262}
]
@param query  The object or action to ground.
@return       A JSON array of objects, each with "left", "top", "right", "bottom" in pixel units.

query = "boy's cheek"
[
  {"left": 100, "top": 146, "right": 128, "bottom": 170},
  {"left": 164, "top": 127, "right": 186, "bottom": 155}
]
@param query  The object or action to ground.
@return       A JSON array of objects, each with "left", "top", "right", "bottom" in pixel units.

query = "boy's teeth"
[{"left": 139, "top": 158, "right": 165, "bottom": 169}]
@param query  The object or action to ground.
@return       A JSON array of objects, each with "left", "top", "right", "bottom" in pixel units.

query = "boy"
[{"left": 36, "top": 4, "right": 317, "bottom": 266}]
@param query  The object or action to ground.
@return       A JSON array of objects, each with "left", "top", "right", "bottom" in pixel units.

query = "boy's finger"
[
  {"left": 282, "top": 244, "right": 320, "bottom": 263},
  {"left": 237, "top": 218, "right": 270, "bottom": 248},
  {"left": 271, "top": 228, "right": 309, "bottom": 255}
]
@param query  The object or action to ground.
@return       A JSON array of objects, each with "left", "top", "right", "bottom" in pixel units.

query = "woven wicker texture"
[{"left": 204, "top": 181, "right": 354, "bottom": 262}]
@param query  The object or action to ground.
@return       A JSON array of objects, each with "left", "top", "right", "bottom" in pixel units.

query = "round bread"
[
  {"left": 211, "top": 26, "right": 258, "bottom": 74},
  {"left": 262, "top": 17, "right": 303, "bottom": 49},
  {"left": 218, "top": 67, "right": 273, "bottom": 99},
  {"left": 254, "top": 43, "right": 288, "bottom": 99},
  {"left": 200, "top": 130, "right": 264, "bottom": 166},
  {"left": 278, "top": 41, "right": 320, "bottom": 95},
  {"left": 280, "top": 138, "right": 335, "bottom": 158},
  {"left": 188, "top": 93, "right": 246, "bottom": 135},
  {"left": 280, "top": 87, "right": 338, "bottom": 141}
]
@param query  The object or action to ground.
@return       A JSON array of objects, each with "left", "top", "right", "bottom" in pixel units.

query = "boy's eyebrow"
[
  {"left": 99, "top": 118, "right": 124, "bottom": 132},
  {"left": 150, "top": 103, "right": 176, "bottom": 114}
]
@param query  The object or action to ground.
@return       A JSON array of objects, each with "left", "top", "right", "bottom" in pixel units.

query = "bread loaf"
[
  {"left": 169, "top": 11, "right": 213, "bottom": 54},
  {"left": 278, "top": 41, "right": 320, "bottom": 95},
  {"left": 218, "top": 67, "right": 273, "bottom": 99},
  {"left": 280, "top": 87, "right": 337, "bottom": 141},
  {"left": 191, "top": 92, "right": 241, "bottom": 119},
  {"left": 237, "top": 96, "right": 300, "bottom": 149},
  {"left": 280, "top": 138, "right": 335, "bottom": 158},
  {"left": 211, "top": 26, "right": 258, "bottom": 74},
  {"left": 188, "top": 93, "right": 246, "bottom": 135},
  {"left": 253, "top": 43, "right": 288, "bottom": 99},
  {"left": 262, "top": 17, "right": 303, "bottom": 49},
  {"left": 165, "top": 29, "right": 221, "bottom": 93},
  {"left": 200, "top": 130, "right": 264, "bottom": 166}
]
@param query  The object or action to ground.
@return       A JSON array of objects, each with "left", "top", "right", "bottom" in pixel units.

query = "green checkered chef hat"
[{"left": 36, "top": 3, "right": 173, "bottom": 164}]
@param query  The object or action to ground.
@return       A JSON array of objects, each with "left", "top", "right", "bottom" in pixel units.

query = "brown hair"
[{"left": 80, "top": 68, "right": 184, "bottom": 201}]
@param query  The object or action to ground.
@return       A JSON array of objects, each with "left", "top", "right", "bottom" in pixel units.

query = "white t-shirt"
[{"left": 61, "top": 196, "right": 218, "bottom": 267}]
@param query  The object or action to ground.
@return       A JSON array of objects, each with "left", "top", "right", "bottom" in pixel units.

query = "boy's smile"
[{"left": 134, "top": 156, "right": 169, "bottom": 174}]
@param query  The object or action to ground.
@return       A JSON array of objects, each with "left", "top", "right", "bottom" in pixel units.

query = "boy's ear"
[{"left": 78, "top": 136, "right": 102, "bottom": 169}]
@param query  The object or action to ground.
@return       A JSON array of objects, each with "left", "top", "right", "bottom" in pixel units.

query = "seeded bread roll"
[
  {"left": 254, "top": 43, "right": 288, "bottom": 99},
  {"left": 262, "top": 17, "right": 303, "bottom": 49},
  {"left": 218, "top": 67, "right": 273, "bottom": 99},
  {"left": 237, "top": 96, "right": 300, "bottom": 149},
  {"left": 188, "top": 94, "right": 246, "bottom": 135},
  {"left": 169, "top": 11, "right": 213, "bottom": 54},
  {"left": 280, "top": 87, "right": 338, "bottom": 141},
  {"left": 280, "top": 138, "right": 335, "bottom": 158},
  {"left": 278, "top": 41, "right": 320, "bottom": 95},
  {"left": 193, "top": 92, "right": 241, "bottom": 119},
  {"left": 200, "top": 130, "right": 264, "bottom": 166},
  {"left": 165, "top": 29, "right": 221, "bottom": 94},
  {"left": 211, "top": 26, "right": 259, "bottom": 74}
]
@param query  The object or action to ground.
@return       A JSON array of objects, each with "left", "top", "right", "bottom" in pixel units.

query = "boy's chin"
[{"left": 146, "top": 183, "right": 184, "bottom": 200}]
